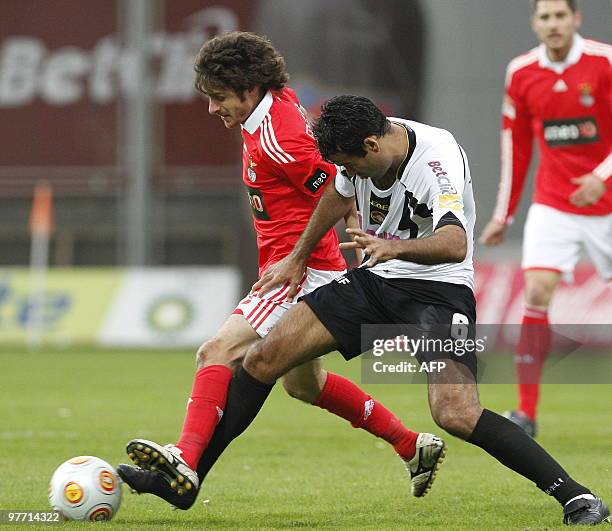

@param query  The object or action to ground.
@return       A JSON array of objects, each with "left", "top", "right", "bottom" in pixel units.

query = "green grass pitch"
[{"left": 1, "top": 348, "right": 610, "bottom": 530}]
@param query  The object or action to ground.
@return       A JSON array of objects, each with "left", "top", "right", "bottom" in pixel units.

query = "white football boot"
[{"left": 402, "top": 433, "right": 446, "bottom": 497}]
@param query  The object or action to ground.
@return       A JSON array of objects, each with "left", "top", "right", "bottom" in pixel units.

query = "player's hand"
[
  {"left": 479, "top": 219, "right": 506, "bottom": 246},
  {"left": 251, "top": 254, "right": 307, "bottom": 301},
  {"left": 569, "top": 173, "right": 606, "bottom": 207},
  {"left": 339, "top": 228, "right": 396, "bottom": 267}
]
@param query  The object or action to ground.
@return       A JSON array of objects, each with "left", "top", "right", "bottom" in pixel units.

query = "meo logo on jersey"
[
  {"left": 304, "top": 168, "right": 329, "bottom": 193},
  {"left": 543, "top": 116, "right": 599, "bottom": 147}
]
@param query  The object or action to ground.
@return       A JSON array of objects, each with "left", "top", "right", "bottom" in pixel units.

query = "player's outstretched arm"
[
  {"left": 340, "top": 225, "right": 467, "bottom": 267},
  {"left": 481, "top": 63, "right": 534, "bottom": 242},
  {"left": 252, "top": 183, "right": 354, "bottom": 299}
]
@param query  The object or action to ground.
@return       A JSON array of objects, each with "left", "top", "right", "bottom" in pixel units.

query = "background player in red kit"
[
  {"left": 118, "top": 32, "right": 444, "bottom": 508},
  {"left": 480, "top": 0, "right": 611, "bottom": 436}
]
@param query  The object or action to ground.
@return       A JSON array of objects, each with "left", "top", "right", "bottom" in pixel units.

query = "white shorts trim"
[
  {"left": 522, "top": 204, "right": 612, "bottom": 282},
  {"left": 233, "top": 268, "right": 345, "bottom": 337}
]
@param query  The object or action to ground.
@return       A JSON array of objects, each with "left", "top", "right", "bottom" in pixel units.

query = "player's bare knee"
[
  {"left": 524, "top": 272, "right": 559, "bottom": 308},
  {"left": 243, "top": 342, "right": 279, "bottom": 383},
  {"left": 431, "top": 406, "right": 468, "bottom": 438},
  {"left": 195, "top": 338, "right": 236, "bottom": 370},
  {"left": 430, "top": 395, "right": 480, "bottom": 439},
  {"left": 524, "top": 283, "right": 554, "bottom": 307}
]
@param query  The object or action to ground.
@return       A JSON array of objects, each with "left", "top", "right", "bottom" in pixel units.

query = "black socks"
[
  {"left": 467, "top": 409, "right": 590, "bottom": 506},
  {"left": 196, "top": 366, "right": 274, "bottom": 482}
]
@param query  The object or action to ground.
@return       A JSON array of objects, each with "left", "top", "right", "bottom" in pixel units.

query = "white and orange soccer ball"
[{"left": 48, "top": 456, "right": 122, "bottom": 521}]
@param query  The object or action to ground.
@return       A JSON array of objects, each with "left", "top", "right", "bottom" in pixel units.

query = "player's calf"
[
  {"left": 281, "top": 361, "right": 327, "bottom": 404},
  {"left": 428, "top": 386, "right": 482, "bottom": 439},
  {"left": 431, "top": 405, "right": 483, "bottom": 439}
]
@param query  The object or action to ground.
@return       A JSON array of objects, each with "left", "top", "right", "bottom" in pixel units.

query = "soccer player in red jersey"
[
  {"left": 480, "top": 0, "right": 611, "bottom": 436},
  {"left": 118, "top": 32, "right": 444, "bottom": 508}
]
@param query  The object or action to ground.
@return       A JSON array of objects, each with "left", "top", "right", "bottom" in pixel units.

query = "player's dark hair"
[
  {"left": 313, "top": 95, "right": 392, "bottom": 159},
  {"left": 531, "top": 0, "right": 577, "bottom": 13},
  {"left": 194, "top": 31, "right": 289, "bottom": 97}
]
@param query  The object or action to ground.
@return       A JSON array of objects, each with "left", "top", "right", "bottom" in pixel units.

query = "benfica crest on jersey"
[
  {"left": 247, "top": 157, "right": 257, "bottom": 182},
  {"left": 578, "top": 83, "right": 595, "bottom": 107}
]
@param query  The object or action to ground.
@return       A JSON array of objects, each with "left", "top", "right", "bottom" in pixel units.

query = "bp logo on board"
[{"left": 146, "top": 295, "right": 194, "bottom": 333}]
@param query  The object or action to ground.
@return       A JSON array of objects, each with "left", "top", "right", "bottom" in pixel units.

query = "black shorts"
[{"left": 301, "top": 268, "right": 477, "bottom": 376}]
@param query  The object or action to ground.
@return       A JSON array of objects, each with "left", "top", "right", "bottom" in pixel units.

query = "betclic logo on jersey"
[
  {"left": 427, "top": 161, "right": 457, "bottom": 194},
  {"left": 543, "top": 116, "right": 599, "bottom": 147}
]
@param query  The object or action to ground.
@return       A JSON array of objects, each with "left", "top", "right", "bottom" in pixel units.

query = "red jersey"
[
  {"left": 493, "top": 35, "right": 612, "bottom": 223},
  {"left": 240, "top": 87, "right": 346, "bottom": 274}
]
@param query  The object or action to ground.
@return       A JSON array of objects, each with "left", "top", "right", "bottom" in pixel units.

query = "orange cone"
[{"left": 29, "top": 181, "right": 54, "bottom": 237}]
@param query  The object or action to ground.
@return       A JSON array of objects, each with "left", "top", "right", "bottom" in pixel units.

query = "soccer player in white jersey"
[{"left": 195, "top": 96, "right": 608, "bottom": 526}]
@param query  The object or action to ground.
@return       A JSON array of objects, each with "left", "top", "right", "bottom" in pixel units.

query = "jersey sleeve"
[
  {"left": 419, "top": 142, "right": 470, "bottom": 233},
  {"left": 264, "top": 108, "right": 338, "bottom": 197},
  {"left": 492, "top": 64, "right": 534, "bottom": 224},
  {"left": 334, "top": 170, "right": 356, "bottom": 198},
  {"left": 593, "top": 54, "right": 612, "bottom": 182},
  {"left": 279, "top": 137, "right": 340, "bottom": 196},
  {"left": 594, "top": 153, "right": 612, "bottom": 182}
]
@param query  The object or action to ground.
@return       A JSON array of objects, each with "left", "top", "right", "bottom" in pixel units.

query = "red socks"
[
  {"left": 515, "top": 306, "right": 550, "bottom": 421},
  {"left": 177, "top": 369, "right": 420, "bottom": 468},
  {"left": 315, "top": 372, "right": 418, "bottom": 460},
  {"left": 176, "top": 365, "right": 233, "bottom": 469}
]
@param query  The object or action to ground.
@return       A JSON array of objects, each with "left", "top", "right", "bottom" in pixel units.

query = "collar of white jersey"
[
  {"left": 242, "top": 90, "right": 274, "bottom": 134},
  {"left": 538, "top": 34, "right": 584, "bottom": 74}
]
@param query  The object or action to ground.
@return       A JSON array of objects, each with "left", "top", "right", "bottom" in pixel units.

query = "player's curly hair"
[
  {"left": 313, "top": 95, "right": 391, "bottom": 160},
  {"left": 194, "top": 32, "right": 289, "bottom": 96},
  {"left": 531, "top": 0, "right": 577, "bottom": 13}
]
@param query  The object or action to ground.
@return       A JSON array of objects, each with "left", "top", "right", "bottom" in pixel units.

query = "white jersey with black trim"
[{"left": 335, "top": 118, "right": 476, "bottom": 290}]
